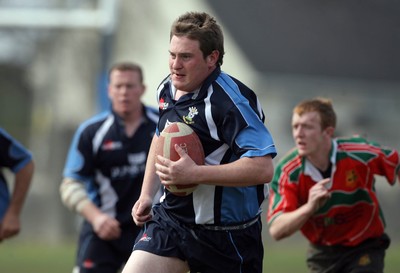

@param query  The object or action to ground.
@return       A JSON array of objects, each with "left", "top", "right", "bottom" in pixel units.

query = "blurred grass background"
[{"left": 1, "top": 237, "right": 399, "bottom": 273}]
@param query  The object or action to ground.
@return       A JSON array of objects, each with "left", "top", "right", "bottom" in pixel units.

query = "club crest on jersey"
[
  {"left": 159, "top": 97, "right": 169, "bottom": 110},
  {"left": 183, "top": 106, "right": 198, "bottom": 124},
  {"left": 102, "top": 140, "right": 122, "bottom": 151},
  {"left": 358, "top": 254, "right": 371, "bottom": 266},
  {"left": 345, "top": 169, "right": 358, "bottom": 188}
]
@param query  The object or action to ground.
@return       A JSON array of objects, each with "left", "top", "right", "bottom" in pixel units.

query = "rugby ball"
[{"left": 156, "top": 122, "right": 205, "bottom": 196}]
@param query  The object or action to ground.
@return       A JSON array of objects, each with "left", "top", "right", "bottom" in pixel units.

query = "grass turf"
[{"left": 0, "top": 239, "right": 399, "bottom": 273}]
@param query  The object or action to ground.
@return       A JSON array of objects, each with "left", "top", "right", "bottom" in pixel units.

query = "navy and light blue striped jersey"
[
  {"left": 156, "top": 66, "right": 277, "bottom": 225},
  {"left": 63, "top": 106, "right": 158, "bottom": 226},
  {"left": 0, "top": 128, "right": 33, "bottom": 220}
]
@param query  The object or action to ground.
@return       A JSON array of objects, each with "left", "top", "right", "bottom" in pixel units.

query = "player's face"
[
  {"left": 108, "top": 70, "right": 145, "bottom": 117},
  {"left": 169, "top": 35, "right": 218, "bottom": 93},
  {"left": 292, "top": 111, "right": 326, "bottom": 157}
]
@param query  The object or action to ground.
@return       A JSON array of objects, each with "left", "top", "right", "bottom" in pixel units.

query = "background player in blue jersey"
[
  {"left": 122, "top": 12, "right": 277, "bottom": 273},
  {"left": 0, "top": 128, "right": 34, "bottom": 242},
  {"left": 60, "top": 62, "right": 159, "bottom": 273}
]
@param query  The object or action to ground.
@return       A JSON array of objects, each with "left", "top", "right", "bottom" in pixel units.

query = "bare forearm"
[
  {"left": 8, "top": 161, "right": 34, "bottom": 215},
  {"left": 80, "top": 201, "right": 104, "bottom": 223},
  {"left": 269, "top": 203, "right": 314, "bottom": 240},
  {"left": 194, "top": 155, "right": 274, "bottom": 187}
]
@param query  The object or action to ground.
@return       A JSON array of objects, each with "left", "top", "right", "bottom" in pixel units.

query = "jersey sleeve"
[
  {"left": 368, "top": 141, "right": 400, "bottom": 185},
  {"left": 215, "top": 75, "right": 276, "bottom": 159},
  {"left": 62, "top": 125, "right": 95, "bottom": 181},
  {"left": 267, "top": 155, "right": 301, "bottom": 225},
  {"left": 0, "top": 128, "right": 33, "bottom": 173}
]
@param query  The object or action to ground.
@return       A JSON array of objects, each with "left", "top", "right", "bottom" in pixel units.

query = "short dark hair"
[
  {"left": 108, "top": 62, "right": 143, "bottom": 83},
  {"left": 170, "top": 12, "right": 225, "bottom": 66}
]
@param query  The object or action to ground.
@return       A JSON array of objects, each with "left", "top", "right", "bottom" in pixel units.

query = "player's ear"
[
  {"left": 325, "top": 126, "right": 335, "bottom": 137},
  {"left": 206, "top": 50, "right": 219, "bottom": 66},
  {"left": 138, "top": 84, "right": 146, "bottom": 97}
]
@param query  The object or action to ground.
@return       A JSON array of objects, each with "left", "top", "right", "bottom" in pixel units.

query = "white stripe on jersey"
[
  {"left": 95, "top": 170, "right": 118, "bottom": 218},
  {"left": 193, "top": 143, "right": 229, "bottom": 224},
  {"left": 204, "top": 85, "right": 220, "bottom": 141},
  {"left": 92, "top": 114, "right": 114, "bottom": 155}
]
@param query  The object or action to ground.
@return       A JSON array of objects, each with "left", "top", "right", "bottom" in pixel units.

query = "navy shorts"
[
  {"left": 133, "top": 205, "right": 264, "bottom": 273},
  {"left": 76, "top": 221, "right": 140, "bottom": 273},
  {"left": 306, "top": 233, "right": 391, "bottom": 273}
]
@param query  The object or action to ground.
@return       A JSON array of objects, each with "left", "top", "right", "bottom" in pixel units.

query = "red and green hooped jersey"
[{"left": 268, "top": 136, "right": 400, "bottom": 246}]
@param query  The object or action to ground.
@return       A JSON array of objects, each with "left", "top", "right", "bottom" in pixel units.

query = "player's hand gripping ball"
[{"left": 156, "top": 122, "right": 205, "bottom": 196}]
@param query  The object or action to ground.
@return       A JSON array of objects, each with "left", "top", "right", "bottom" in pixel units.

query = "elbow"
[
  {"left": 269, "top": 226, "right": 287, "bottom": 241},
  {"left": 268, "top": 218, "right": 291, "bottom": 241},
  {"left": 264, "top": 169, "right": 274, "bottom": 184},
  {"left": 242, "top": 155, "right": 274, "bottom": 185},
  {"left": 253, "top": 155, "right": 274, "bottom": 184},
  {"left": 60, "top": 178, "right": 90, "bottom": 212},
  {"left": 265, "top": 155, "right": 274, "bottom": 182},
  {"left": 270, "top": 234, "right": 283, "bottom": 241},
  {"left": 262, "top": 159, "right": 274, "bottom": 184},
  {"left": 24, "top": 160, "right": 35, "bottom": 175},
  {"left": 255, "top": 169, "right": 273, "bottom": 185}
]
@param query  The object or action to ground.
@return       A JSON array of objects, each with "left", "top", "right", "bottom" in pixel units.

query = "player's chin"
[
  {"left": 171, "top": 78, "right": 187, "bottom": 89},
  {"left": 117, "top": 108, "right": 132, "bottom": 117},
  {"left": 297, "top": 148, "right": 309, "bottom": 157}
]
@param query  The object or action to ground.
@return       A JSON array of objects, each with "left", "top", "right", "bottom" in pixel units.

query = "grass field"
[{"left": 1, "top": 239, "right": 399, "bottom": 273}]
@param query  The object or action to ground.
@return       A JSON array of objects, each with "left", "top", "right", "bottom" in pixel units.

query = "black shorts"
[
  {"left": 75, "top": 221, "right": 140, "bottom": 273},
  {"left": 306, "top": 233, "right": 391, "bottom": 273},
  {"left": 133, "top": 205, "right": 264, "bottom": 273}
]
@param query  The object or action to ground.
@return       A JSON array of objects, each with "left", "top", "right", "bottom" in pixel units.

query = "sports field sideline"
[{"left": 1, "top": 238, "right": 399, "bottom": 273}]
